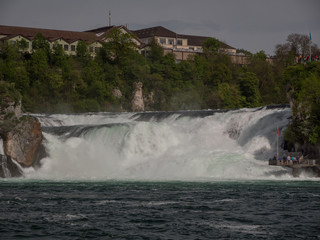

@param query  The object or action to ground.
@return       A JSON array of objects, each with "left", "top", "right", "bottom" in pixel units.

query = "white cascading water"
[
  {"left": 0, "top": 138, "right": 4, "bottom": 155},
  {"left": 26, "top": 107, "right": 295, "bottom": 180}
]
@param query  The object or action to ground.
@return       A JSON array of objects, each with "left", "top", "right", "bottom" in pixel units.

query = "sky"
[{"left": 0, "top": 0, "right": 319, "bottom": 55}]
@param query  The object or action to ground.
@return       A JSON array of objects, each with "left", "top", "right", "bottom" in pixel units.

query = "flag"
[
  {"left": 277, "top": 128, "right": 279, "bottom": 136},
  {"left": 310, "top": 33, "right": 312, "bottom": 41}
]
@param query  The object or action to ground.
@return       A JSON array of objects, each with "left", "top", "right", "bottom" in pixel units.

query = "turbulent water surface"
[
  {"left": 0, "top": 180, "right": 319, "bottom": 239},
  {"left": 1, "top": 106, "right": 320, "bottom": 239}
]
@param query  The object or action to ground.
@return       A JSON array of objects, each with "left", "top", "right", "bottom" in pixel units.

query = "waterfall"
[
  {"left": 28, "top": 106, "right": 293, "bottom": 180},
  {"left": 0, "top": 137, "right": 4, "bottom": 155},
  {"left": 1, "top": 155, "right": 12, "bottom": 178}
]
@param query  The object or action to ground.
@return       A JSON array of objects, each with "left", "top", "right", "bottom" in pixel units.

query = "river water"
[
  {"left": 1, "top": 106, "right": 319, "bottom": 239},
  {"left": 0, "top": 180, "right": 319, "bottom": 239}
]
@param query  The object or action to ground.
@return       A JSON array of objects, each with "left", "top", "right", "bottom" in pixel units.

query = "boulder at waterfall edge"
[
  {"left": 3, "top": 116, "right": 42, "bottom": 167},
  {"left": 0, "top": 82, "right": 43, "bottom": 177}
]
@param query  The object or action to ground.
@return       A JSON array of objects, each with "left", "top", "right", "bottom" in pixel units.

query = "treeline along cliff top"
[{"left": 0, "top": 26, "right": 320, "bottom": 147}]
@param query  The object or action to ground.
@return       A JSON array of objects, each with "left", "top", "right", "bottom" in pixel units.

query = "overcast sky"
[{"left": 0, "top": 0, "right": 319, "bottom": 55}]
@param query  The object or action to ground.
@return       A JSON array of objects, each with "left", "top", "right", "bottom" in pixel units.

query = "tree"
[
  {"left": 283, "top": 62, "right": 320, "bottom": 145},
  {"left": 101, "top": 28, "right": 137, "bottom": 65},
  {"left": 286, "top": 33, "right": 310, "bottom": 56},
  {"left": 0, "top": 42, "right": 29, "bottom": 91},
  {"left": 147, "top": 38, "right": 164, "bottom": 63},
  {"left": 274, "top": 33, "right": 320, "bottom": 62},
  {"left": 239, "top": 71, "right": 261, "bottom": 107},
  {"left": 236, "top": 48, "right": 252, "bottom": 56},
  {"left": 32, "top": 33, "right": 51, "bottom": 56},
  {"left": 275, "top": 43, "right": 295, "bottom": 66},
  {"left": 202, "top": 37, "right": 220, "bottom": 55},
  {"left": 217, "top": 83, "right": 245, "bottom": 109},
  {"left": 52, "top": 43, "right": 67, "bottom": 67},
  {"left": 17, "top": 39, "right": 29, "bottom": 51},
  {"left": 76, "top": 40, "right": 90, "bottom": 61}
]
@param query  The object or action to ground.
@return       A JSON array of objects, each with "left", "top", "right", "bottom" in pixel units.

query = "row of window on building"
[
  {"left": 158, "top": 38, "right": 202, "bottom": 52},
  {"left": 9, "top": 39, "right": 101, "bottom": 54},
  {"left": 159, "top": 38, "right": 182, "bottom": 45}
]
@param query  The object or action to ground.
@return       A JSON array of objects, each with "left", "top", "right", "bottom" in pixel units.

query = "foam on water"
[{"left": 27, "top": 107, "right": 297, "bottom": 180}]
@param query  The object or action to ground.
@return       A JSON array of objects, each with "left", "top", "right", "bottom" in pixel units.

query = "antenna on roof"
[{"left": 108, "top": 10, "right": 111, "bottom": 26}]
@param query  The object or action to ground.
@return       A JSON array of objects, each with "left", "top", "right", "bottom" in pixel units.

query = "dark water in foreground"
[{"left": 0, "top": 180, "right": 319, "bottom": 239}]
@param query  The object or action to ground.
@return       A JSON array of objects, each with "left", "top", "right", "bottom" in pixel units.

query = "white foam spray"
[
  {"left": 27, "top": 107, "right": 296, "bottom": 180},
  {"left": 0, "top": 138, "right": 4, "bottom": 155}
]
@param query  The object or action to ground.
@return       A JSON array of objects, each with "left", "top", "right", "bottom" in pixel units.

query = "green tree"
[
  {"left": 32, "top": 33, "right": 51, "bottom": 56},
  {"left": 147, "top": 38, "right": 164, "bottom": 63},
  {"left": 101, "top": 28, "right": 137, "bottom": 65},
  {"left": 202, "top": 37, "right": 220, "bottom": 55},
  {"left": 51, "top": 43, "right": 67, "bottom": 67},
  {"left": 76, "top": 40, "right": 89, "bottom": 59},
  {"left": 283, "top": 62, "right": 320, "bottom": 145},
  {"left": 217, "top": 83, "right": 245, "bottom": 109},
  {"left": 17, "top": 38, "right": 29, "bottom": 51},
  {"left": 239, "top": 71, "right": 261, "bottom": 107}
]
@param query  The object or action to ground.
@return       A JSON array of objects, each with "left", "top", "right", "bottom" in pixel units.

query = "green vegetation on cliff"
[
  {"left": 0, "top": 30, "right": 289, "bottom": 113},
  {"left": 284, "top": 62, "right": 320, "bottom": 145},
  {"left": 0, "top": 32, "right": 319, "bottom": 135}
]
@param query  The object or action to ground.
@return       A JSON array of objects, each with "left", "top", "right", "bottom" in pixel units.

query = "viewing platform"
[{"left": 268, "top": 154, "right": 320, "bottom": 177}]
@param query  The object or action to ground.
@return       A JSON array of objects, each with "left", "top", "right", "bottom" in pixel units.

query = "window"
[
  {"left": 64, "top": 44, "right": 69, "bottom": 51},
  {"left": 10, "top": 40, "right": 15, "bottom": 45},
  {"left": 89, "top": 46, "right": 94, "bottom": 53},
  {"left": 71, "top": 45, "right": 76, "bottom": 51},
  {"left": 160, "top": 38, "right": 166, "bottom": 44},
  {"left": 177, "top": 39, "right": 182, "bottom": 46},
  {"left": 95, "top": 47, "right": 100, "bottom": 53},
  {"left": 189, "top": 47, "right": 194, "bottom": 51},
  {"left": 168, "top": 39, "right": 174, "bottom": 45}
]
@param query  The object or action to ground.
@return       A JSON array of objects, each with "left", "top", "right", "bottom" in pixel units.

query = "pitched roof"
[
  {"left": 86, "top": 25, "right": 143, "bottom": 45},
  {"left": 0, "top": 25, "right": 101, "bottom": 44},
  {"left": 133, "top": 26, "right": 177, "bottom": 39},
  {"left": 178, "top": 34, "right": 235, "bottom": 49},
  {"left": 85, "top": 25, "right": 115, "bottom": 34},
  {"left": 133, "top": 26, "right": 235, "bottom": 49}
]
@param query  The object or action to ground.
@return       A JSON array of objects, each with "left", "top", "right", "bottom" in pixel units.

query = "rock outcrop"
[
  {"left": 112, "top": 88, "right": 122, "bottom": 99},
  {"left": 131, "top": 82, "right": 145, "bottom": 112},
  {"left": 3, "top": 116, "right": 42, "bottom": 167},
  {"left": 0, "top": 84, "right": 43, "bottom": 177},
  {"left": 0, "top": 154, "right": 23, "bottom": 178},
  {"left": 144, "top": 91, "right": 155, "bottom": 111}
]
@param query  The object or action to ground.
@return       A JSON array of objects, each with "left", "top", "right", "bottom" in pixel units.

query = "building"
[
  {"left": 0, "top": 24, "right": 142, "bottom": 57},
  {"left": 133, "top": 26, "right": 236, "bottom": 61},
  {"left": 0, "top": 24, "right": 239, "bottom": 62}
]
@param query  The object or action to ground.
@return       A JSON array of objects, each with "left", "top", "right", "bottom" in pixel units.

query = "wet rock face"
[
  {"left": 131, "top": 82, "right": 145, "bottom": 112},
  {"left": 0, "top": 154, "right": 23, "bottom": 178},
  {"left": 3, "top": 116, "right": 42, "bottom": 167},
  {"left": 1, "top": 94, "right": 43, "bottom": 171}
]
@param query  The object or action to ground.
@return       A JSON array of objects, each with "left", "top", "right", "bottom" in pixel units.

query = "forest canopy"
[{"left": 0, "top": 31, "right": 319, "bottom": 145}]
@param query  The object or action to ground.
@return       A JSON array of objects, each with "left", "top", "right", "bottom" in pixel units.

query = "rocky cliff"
[
  {"left": 0, "top": 84, "right": 43, "bottom": 177},
  {"left": 131, "top": 82, "right": 145, "bottom": 112},
  {"left": 2, "top": 116, "right": 42, "bottom": 167}
]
